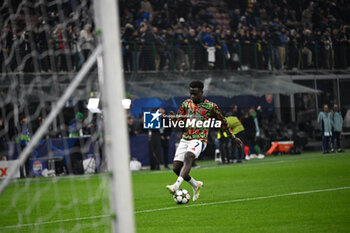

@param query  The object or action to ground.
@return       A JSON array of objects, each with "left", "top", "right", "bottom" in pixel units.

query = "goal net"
[{"left": 0, "top": 0, "right": 134, "bottom": 232}]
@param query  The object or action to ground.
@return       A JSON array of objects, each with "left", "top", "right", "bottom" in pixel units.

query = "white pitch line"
[
  {"left": 0, "top": 215, "right": 111, "bottom": 229},
  {"left": 134, "top": 186, "right": 350, "bottom": 214},
  {"left": 1, "top": 186, "right": 349, "bottom": 229},
  {"left": 132, "top": 153, "right": 348, "bottom": 176}
]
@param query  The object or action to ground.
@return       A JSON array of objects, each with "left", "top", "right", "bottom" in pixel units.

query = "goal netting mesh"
[{"left": 0, "top": 0, "right": 130, "bottom": 232}]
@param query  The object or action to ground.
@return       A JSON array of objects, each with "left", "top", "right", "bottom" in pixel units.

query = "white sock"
[
  {"left": 188, "top": 177, "right": 198, "bottom": 188},
  {"left": 173, "top": 176, "right": 184, "bottom": 190}
]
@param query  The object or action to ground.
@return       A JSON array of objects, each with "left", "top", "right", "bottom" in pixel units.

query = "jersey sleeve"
[
  {"left": 213, "top": 104, "right": 236, "bottom": 140},
  {"left": 173, "top": 100, "right": 188, "bottom": 122}
]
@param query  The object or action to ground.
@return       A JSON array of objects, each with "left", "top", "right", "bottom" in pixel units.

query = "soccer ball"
[{"left": 173, "top": 189, "right": 190, "bottom": 204}]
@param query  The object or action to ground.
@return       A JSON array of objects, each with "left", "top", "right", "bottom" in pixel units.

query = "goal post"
[{"left": 94, "top": 0, "right": 135, "bottom": 232}]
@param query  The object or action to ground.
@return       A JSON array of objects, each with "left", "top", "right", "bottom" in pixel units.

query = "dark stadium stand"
[
  {"left": 1, "top": 0, "right": 349, "bottom": 73},
  {"left": 0, "top": 0, "right": 349, "bottom": 156}
]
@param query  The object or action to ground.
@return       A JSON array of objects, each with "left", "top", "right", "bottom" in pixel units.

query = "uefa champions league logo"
[{"left": 143, "top": 110, "right": 162, "bottom": 129}]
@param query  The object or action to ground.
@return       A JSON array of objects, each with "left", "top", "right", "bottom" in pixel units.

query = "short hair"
[{"left": 189, "top": 80, "right": 204, "bottom": 90}]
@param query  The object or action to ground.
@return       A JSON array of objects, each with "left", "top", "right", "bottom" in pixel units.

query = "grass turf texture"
[{"left": 0, "top": 151, "right": 349, "bottom": 232}]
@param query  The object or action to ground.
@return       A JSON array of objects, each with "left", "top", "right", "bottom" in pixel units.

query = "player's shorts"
[{"left": 173, "top": 139, "right": 207, "bottom": 162}]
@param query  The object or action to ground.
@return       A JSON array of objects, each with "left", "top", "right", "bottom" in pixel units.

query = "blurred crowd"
[
  {"left": 120, "top": 0, "right": 350, "bottom": 71},
  {"left": 0, "top": 0, "right": 95, "bottom": 72},
  {"left": 1, "top": 0, "right": 350, "bottom": 73}
]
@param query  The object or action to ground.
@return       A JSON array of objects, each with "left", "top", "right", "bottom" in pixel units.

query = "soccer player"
[{"left": 166, "top": 80, "right": 243, "bottom": 201}]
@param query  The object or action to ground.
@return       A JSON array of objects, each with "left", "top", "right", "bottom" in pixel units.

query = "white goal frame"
[{"left": 94, "top": 0, "right": 135, "bottom": 232}]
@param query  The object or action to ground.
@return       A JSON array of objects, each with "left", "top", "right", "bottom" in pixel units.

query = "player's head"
[{"left": 189, "top": 80, "right": 204, "bottom": 104}]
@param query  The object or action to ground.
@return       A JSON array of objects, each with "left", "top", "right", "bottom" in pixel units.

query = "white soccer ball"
[{"left": 173, "top": 189, "right": 190, "bottom": 204}]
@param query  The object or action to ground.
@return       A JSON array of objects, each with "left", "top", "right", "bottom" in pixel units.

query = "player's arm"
[
  {"left": 213, "top": 104, "right": 243, "bottom": 147},
  {"left": 169, "top": 101, "right": 187, "bottom": 122}
]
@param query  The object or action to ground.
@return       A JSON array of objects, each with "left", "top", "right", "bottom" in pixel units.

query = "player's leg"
[
  {"left": 172, "top": 160, "right": 182, "bottom": 176},
  {"left": 179, "top": 151, "right": 195, "bottom": 178},
  {"left": 168, "top": 153, "right": 194, "bottom": 192},
  {"left": 166, "top": 140, "right": 187, "bottom": 192},
  {"left": 180, "top": 151, "right": 203, "bottom": 201},
  {"left": 184, "top": 140, "right": 206, "bottom": 201},
  {"left": 167, "top": 140, "right": 205, "bottom": 202},
  {"left": 172, "top": 160, "right": 191, "bottom": 180}
]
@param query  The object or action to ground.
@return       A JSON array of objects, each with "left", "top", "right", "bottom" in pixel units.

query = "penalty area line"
[{"left": 134, "top": 186, "right": 350, "bottom": 214}]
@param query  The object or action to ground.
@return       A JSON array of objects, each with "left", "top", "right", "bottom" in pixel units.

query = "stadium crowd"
[
  {"left": 0, "top": 0, "right": 350, "bottom": 72},
  {"left": 0, "top": 0, "right": 95, "bottom": 72},
  {"left": 120, "top": 0, "right": 350, "bottom": 71}
]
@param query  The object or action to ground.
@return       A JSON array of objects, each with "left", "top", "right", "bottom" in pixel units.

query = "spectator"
[
  {"left": 217, "top": 128, "right": 230, "bottom": 164},
  {"left": 317, "top": 104, "right": 332, "bottom": 153},
  {"left": 34, "top": 19, "right": 51, "bottom": 72},
  {"left": 301, "top": 5, "right": 313, "bottom": 28},
  {"left": 288, "top": 30, "right": 300, "bottom": 70},
  {"left": 260, "top": 30, "right": 270, "bottom": 69},
  {"left": 230, "top": 9, "right": 241, "bottom": 31},
  {"left": 52, "top": 24, "right": 67, "bottom": 72},
  {"left": 226, "top": 113, "right": 245, "bottom": 163},
  {"left": 173, "top": 27, "right": 187, "bottom": 71},
  {"left": 301, "top": 29, "right": 314, "bottom": 68},
  {"left": 215, "top": 30, "right": 229, "bottom": 69},
  {"left": 331, "top": 104, "right": 343, "bottom": 152},
  {"left": 127, "top": 115, "right": 138, "bottom": 137},
  {"left": 139, "top": 0, "right": 153, "bottom": 22},
  {"left": 224, "top": 29, "right": 235, "bottom": 69},
  {"left": 249, "top": 107, "right": 264, "bottom": 159},
  {"left": 153, "top": 26, "right": 168, "bottom": 71},
  {"left": 148, "top": 126, "right": 161, "bottom": 170},
  {"left": 251, "top": 28, "right": 260, "bottom": 68},
  {"left": 242, "top": 29, "right": 253, "bottom": 69},
  {"left": 278, "top": 27, "right": 289, "bottom": 69},
  {"left": 187, "top": 28, "right": 202, "bottom": 69},
  {"left": 139, "top": 22, "right": 155, "bottom": 70},
  {"left": 321, "top": 29, "right": 333, "bottom": 69},
  {"left": 270, "top": 25, "right": 282, "bottom": 69},
  {"left": 72, "top": 26, "right": 83, "bottom": 71},
  {"left": 69, "top": 112, "right": 86, "bottom": 138},
  {"left": 79, "top": 24, "right": 94, "bottom": 63},
  {"left": 18, "top": 29, "right": 33, "bottom": 72},
  {"left": 203, "top": 28, "right": 216, "bottom": 68},
  {"left": 346, "top": 26, "right": 350, "bottom": 69},
  {"left": 196, "top": 25, "right": 209, "bottom": 69},
  {"left": 17, "top": 115, "right": 32, "bottom": 177},
  {"left": 230, "top": 104, "right": 239, "bottom": 117},
  {"left": 241, "top": 110, "right": 256, "bottom": 160},
  {"left": 122, "top": 24, "right": 135, "bottom": 72},
  {"left": 237, "top": 28, "right": 249, "bottom": 69},
  {"left": 333, "top": 27, "right": 347, "bottom": 69}
]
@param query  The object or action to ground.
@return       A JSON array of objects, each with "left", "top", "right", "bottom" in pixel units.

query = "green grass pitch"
[{"left": 0, "top": 151, "right": 350, "bottom": 232}]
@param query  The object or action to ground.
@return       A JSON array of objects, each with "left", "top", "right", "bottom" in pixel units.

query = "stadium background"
[
  {"left": 0, "top": 0, "right": 349, "bottom": 232},
  {"left": 1, "top": 0, "right": 350, "bottom": 164}
]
